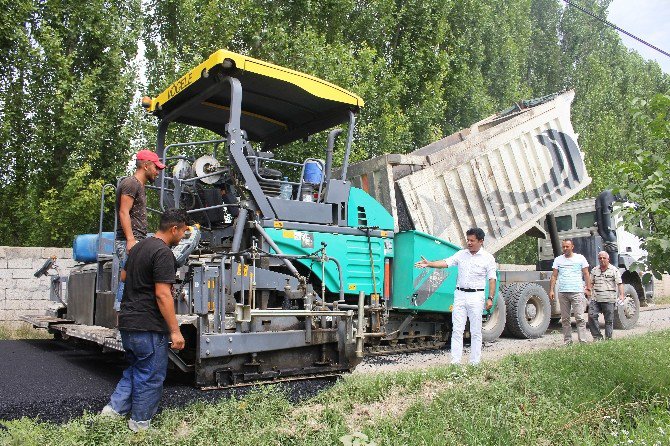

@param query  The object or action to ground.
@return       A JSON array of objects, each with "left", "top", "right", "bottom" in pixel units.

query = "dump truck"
[{"left": 22, "top": 50, "right": 606, "bottom": 387}]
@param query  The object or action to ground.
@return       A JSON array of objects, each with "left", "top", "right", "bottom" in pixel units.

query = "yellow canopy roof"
[{"left": 146, "top": 50, "right": 364, "bottom": 148}]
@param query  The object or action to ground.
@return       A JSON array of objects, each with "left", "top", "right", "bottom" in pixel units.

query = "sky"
[{"left": 607, "top": 0, "right": 670, "bottom": 74}]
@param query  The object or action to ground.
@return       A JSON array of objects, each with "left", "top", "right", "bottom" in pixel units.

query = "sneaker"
[
  {"left": 128, "top": 419, "right": 151, "bottom": 432},
  {"left": 100, "top": 404, "right": 122, "bottom": 418}
]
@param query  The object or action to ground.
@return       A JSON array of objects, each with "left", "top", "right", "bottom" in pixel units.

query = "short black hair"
[
  {"left": 466, "top": 227, "right": 485, "bottom": 241},
  {"left": 158, "top": 208, "right": 189, "bottom": 231}
]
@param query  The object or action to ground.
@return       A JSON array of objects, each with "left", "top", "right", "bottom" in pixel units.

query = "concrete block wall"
[
  {"left": 654, "top": 274, "right": 670, "bottom": 300},
  {"left": 0, "top": 247, "right": 76, "bottom": 322}
]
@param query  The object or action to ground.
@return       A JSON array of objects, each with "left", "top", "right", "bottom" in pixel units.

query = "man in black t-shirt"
[
  {"left": 102, "top": 208, "right": 188, "bottom": 432},
  {"left": 114, "top": 149, "right": 165, "bottom": 311}
]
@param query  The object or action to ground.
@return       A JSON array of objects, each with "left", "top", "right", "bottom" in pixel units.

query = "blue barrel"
[
  {"left": 73, "top": 232, "right": 115, "bottom": 263},
  {"left": 303, "top": 160, "right": 323, "bottom": 184}
]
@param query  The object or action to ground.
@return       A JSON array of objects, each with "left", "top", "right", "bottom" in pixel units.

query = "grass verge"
[
  {"left": 0, "top": 322, "right": 52, "bottom": 340},
  {"left": 2, "top": 331, "right": 670, "bottom": 445}
]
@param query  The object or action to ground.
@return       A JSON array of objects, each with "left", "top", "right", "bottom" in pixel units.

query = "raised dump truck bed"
[{"left": 344, "top": 90, "right": 591, "bottom": 253}]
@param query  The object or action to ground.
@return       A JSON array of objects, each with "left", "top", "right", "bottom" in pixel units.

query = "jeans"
[
  {"left": 114, "top": 240, "right": 127, "bottom": 311},
  {"left": 451, "top": 289, "right": 485, "bottom": 365},
  {"left": 109, "top": 330, "right": 169, "bottom": 422},
  {"left": 588, "top": 300, "right": 615, "bottom": 340},
  {"left": 558, "top": 292, "right": 588, "bottom": 343}
]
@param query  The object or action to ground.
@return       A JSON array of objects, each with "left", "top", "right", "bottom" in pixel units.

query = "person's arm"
[
  {"left": 615, "top": 268, "right": 624, "bottom": 303},
  {"left": 155, "top": 282, "right": 185, "bottom": 350},
  {"left": 415, "top": 256, "right": 450, "bottom": 269},
  {"left": 582, "top": 267, "right": 591, "bottom": 298},
  {"left": 549, "top": 268, "right": 559, "bottom": 300},
  {"left": 118, "top": 194, "right": 137, "bottom": 252},
  {"left": 486, "top": 278, "right": 496, "bottom": 310}
]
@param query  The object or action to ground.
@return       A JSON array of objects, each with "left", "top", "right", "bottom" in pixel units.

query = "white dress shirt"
[{"left": 444, "top": 248, "right": 497, "bottom": 289}]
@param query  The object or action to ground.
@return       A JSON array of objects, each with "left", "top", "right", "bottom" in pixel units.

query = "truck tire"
[
  {"left": 482, "top": 297, "right": 506, "bottom": 342},
  {"left": 504, "top": 282, "right": 551, "bottom": 339},
  {"left": 614, "top": 284, "right": 640, "bottom": 330}
]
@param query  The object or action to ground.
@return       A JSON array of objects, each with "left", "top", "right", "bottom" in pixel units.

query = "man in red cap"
[{"left": 114, "top": 150, "right": 166, "bottom": 311}]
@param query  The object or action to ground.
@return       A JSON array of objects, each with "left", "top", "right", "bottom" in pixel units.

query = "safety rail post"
[{"left": 356, "top": 291, "right": 366, "bottom": 358}]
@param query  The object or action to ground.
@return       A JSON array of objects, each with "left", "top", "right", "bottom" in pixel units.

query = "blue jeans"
[
  {"left": 114, "top": 240, "right": 127, "bottom": 311},
  {"left": 109, "top": 331, "right": 169, "bottom": 422}
]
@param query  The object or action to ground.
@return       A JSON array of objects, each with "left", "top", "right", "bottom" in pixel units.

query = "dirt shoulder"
[{"left": 354, "top": 304, "right": 670, "bottom": 374}]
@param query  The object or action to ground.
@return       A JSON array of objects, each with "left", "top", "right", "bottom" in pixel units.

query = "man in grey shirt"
[
  {"left": 114, "top": 149, "right": 165, "bottom": 311},
  {"left": 588, "top": 251, "right": 625, "bottom": 340}
]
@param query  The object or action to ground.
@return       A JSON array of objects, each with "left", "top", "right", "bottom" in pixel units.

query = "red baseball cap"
[{"left": 136, "top": 149, "right": 166, "bottom": 170}]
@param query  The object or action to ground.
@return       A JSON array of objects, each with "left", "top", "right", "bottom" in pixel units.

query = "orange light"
[{"left": 141, "top": 96, "right": 152, "bottom": 109}]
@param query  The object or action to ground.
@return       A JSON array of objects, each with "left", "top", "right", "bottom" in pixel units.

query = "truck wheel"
[
  {"left": 614, "top": 284, "right": 640, "bottom": 330},
  {"left": 482, "top": 297, "right": 506, "bottom": 342},
  {"left": 504, "top": 283, "right": 551, "bottom": 339}
]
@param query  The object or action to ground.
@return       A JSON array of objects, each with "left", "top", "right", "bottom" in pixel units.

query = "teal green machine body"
[
  {"left": 265, "top": 187, "right": 395, "bottom": 297},
  {"left": 391, "top": 230, "right": 499, "bottom": 312}
]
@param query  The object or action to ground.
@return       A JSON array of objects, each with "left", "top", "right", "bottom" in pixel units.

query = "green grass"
[
  {"left": 0, "top": 322, "right": 52, "bottom": 340},
  {"left": 2, "top": 332, "right": 670, "bottom": 446}
]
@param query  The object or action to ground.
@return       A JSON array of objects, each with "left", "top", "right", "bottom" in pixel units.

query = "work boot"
[
  {"left": 100, "top": 405, "right": 122, "bottom": 418},
  {"left": 128, "top": 419, "right": 151, "bottom": 432}
]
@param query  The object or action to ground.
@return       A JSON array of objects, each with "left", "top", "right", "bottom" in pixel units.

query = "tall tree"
[
  {"left": 0, "top": 0, "right": 142, "bottom": 246},
  {"left": 615, "top": 92, "right": 670, "bottom": 277}
]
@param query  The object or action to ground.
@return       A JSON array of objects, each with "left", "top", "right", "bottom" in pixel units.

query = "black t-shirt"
[
  {"left": 115, "top": 176, "right": 148, "bottom": 240},
  {"left": 119, "top": 237, "right": 176, "bottom": 333}
]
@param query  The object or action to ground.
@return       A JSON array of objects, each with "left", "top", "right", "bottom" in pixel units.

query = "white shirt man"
[
  {"left": 549, "top": 239, "right": 591, "bottom": 344},
  {"left": 415, "top": 228, "right": 497, "bottom": 365}
]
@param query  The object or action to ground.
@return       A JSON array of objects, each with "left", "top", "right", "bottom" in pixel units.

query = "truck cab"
[{"left": 538, "top": 194, "right": 653, "bottom": 308}]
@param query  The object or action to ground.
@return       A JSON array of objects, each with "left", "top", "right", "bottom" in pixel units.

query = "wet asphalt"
[{"left": 0, "top": 339, "right": 336, "bottom": 424}]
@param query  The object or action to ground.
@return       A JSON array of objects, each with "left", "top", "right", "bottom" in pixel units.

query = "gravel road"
[{"left": 354, "top": 304, "right": 670, "bottom": 374}]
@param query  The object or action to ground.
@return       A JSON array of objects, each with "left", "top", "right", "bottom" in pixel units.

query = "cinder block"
[
  {"left": 0, "top": 258, "right": 6, "bottom": 269},
  {"left": 62, "top": 248, "right": 74, "bottom": 260},
  {"left": 12, "top": 269, "right": 38, "bottom": 279},
  {"left": 5, "top": 247, "right": 43, "bottom": 259},
  {"left": 7, "top": 258, "right": 33, "bottom": 269},
  {"left": 15, "top": 279, "right": 41, "bottom": 292},
  {"left": 41, "top": 248, "right": 66, "bottom": 259},
  {"left": 4, "top": 300, "right": 29, "bottom": 310},
  {"left": 0, "top": 246, "right": 6, "bottom": 258},
  {"left": 7, "top": 289, "right": 44, "bottom": 303},
  {"left": 0, "top": 278, "right": 14, "bottom": 289},
  {"left": 58, "top": 259, "right": 78, "bottom": 269},
  {"left": 0, "top": 269, "right": 12, "bottom": 279}
]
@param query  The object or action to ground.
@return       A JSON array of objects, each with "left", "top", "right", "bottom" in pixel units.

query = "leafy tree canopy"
[{"left": 615, "top": 93, "right": 670, "bottom": 278}]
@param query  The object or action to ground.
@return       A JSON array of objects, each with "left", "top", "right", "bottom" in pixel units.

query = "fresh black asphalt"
[{"left": 0, "top": 339, "right": 336, "bottom": 424}]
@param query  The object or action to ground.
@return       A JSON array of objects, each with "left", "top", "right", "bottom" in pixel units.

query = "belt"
[{"left": 456, "top": 287, "right": 484, "bottom": 292}]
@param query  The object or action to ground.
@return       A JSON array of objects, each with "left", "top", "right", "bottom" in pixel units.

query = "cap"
[{"left": 136, "top": 150, "right": 166, "bottom": 170}]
